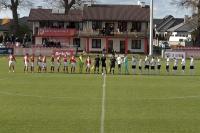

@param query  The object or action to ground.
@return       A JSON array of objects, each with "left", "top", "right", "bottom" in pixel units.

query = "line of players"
[{"left": 8, "top": 53, "right": 195, "bottom": 75}]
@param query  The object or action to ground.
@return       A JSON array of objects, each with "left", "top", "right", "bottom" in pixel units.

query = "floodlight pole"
[{"left": 149, "top": 0, "right": 153, "bottom": 56}]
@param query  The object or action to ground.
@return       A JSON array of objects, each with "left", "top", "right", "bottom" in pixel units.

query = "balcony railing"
[{"left": 78, "top": 30, "right": 147, "bottom": 38}]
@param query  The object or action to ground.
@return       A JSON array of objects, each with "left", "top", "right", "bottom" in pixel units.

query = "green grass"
[{"left": 0, "top": 56, "right": 200, "bottom": 133}]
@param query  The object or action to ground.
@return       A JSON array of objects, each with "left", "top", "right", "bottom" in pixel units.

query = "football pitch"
[{"left": 0, "top": 57, "right": 200, "bottom": 133}]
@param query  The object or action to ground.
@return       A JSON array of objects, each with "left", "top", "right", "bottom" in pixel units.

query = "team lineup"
[{"left": 8, "top": 53, "right": 195, "bottom": 75}]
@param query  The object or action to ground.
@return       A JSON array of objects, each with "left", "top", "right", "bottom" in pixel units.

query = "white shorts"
[
  {"left": 38, "top": 62, "right": 42, "bottom": 67},
  {"left": 9, "top": 61, "right": 15, "bottom": 67},
  {"left": 43, "top": 63, "right": 47, "bottom": 68},
  {"left": 24, "top": 62, "right": 29, "bottom": 67},
  {"left": 86, "top": 64, "right": 91, "bottom": 68},
  {"left": 71, "top": 63, "right": 76, "bottom": 67},
  {"left": 64, "top": 62, "right": 68, "bottom": 67},
  {"left": 31, "top": 62, "right": 34, "bottom": 67}
]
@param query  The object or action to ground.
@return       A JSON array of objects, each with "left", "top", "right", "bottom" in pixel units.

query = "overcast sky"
[{"left": 0, "top": 0, "right": 192, "bottom": 19}]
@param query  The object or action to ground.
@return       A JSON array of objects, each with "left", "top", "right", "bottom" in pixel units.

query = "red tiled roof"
[
  {"left": 28, "top": 9, "right": 83, "bottom": 22},
  {"left": 83, "top": 4, "right": 150, "bottom": 21}
]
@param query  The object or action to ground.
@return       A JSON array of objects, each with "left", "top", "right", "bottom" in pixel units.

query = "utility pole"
[{"left": 149, "top": 0, "right": 153, "bottom": 55}]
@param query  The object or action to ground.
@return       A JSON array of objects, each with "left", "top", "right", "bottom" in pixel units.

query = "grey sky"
[{"left": 0, "top": 0, "right": 192, "bottom": 19}]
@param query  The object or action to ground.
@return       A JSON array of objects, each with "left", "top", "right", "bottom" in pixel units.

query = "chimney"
[{"left": 184, "top": 15, "right": 189, "bottom": 23}]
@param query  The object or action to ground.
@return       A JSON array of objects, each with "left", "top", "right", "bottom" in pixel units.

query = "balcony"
[
  {"left": 78, "top": 29, "right": 147, "bottom": 38},
  {"left": 35, "top": 28, "right": 77, "bottom": 37}
]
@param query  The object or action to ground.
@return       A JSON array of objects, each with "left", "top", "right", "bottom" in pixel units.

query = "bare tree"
[
  {"left": 43, "top": 0, "right": 97, "bottom": 14},
  {"left": 171, "top": 0, "right": 200, "bottom": 45},
  {"left": 0, "top": 0, "right": 33, "bottom": 34}
]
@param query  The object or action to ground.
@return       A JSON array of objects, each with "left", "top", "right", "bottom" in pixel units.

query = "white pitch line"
[{"left": 100, "top": 74, "right": 106, "bottom": 133}]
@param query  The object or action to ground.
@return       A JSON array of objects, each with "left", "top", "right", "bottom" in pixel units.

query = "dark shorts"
[
  {"left": 166, "top": 65, "right": 169, "bottom": 70},
  {"left": 157, "top": 65, "right": 161, "bottom": 70},
  {"left": 145, "top": 65, "right": 149, "bottom": 69},
  {"left": 95, "top": 64, "right": 99, "bottom": 68},
  {"left": 139, "top": 66, "right": 142, "bottom": 70},
  {"left": 111, "top": 64, "right": 115, "bottom": 68},
  {"left": 132, "top": 65, "right": 136, "bottom": 69},
  {"left": 102, "top": 64, "right": 106, "bottom": 67},
  {"left": 190, "top": 66, "right": 194, "bottom": 69},
  {"left": 151, "top": 66, "right": 155, "bottom": 70},
  {"left": 182, "top": 66, "right": 185, "bottom": 70},
  {"left": 173, "top": 66, "right": 178, "bottom": 70},
  {"left": 118, "top": 64, "right": 121, "bottom": 68}
]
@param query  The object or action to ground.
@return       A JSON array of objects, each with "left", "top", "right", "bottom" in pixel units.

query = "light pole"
[{"left": 149, "top": 0, "right": 153, "bottom": 55}]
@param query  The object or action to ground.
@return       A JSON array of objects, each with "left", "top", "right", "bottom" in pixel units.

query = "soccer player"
[
  {"left": 30, "top": 54, "right": 35, "bottom": 73},
  {"left": 110, "top": 55, "right": 116, "bottom": 75},
  {"left": 156, "top": 57, "right": 161, "bottom": 74},
  {"left": 78, "top": 54, "right": 84, "bottom": 74},
  {"left": 63, "top": 55, "right": 68, "bottom": 73},
  {"left": 42, "top": 55, "right": 47, "bottom": 72},
  {"left": 144, "top": 56, "right": 150, "bottom": 74},
  {"left": 138, "top": 57, "right": 143, "bottom": 74},
  {"left": 101, "top": 54, "right": 107, "bottom": 74},
  {"left": 173, "top": 57, "right": 178, "bottom": 75},
  {"left": 181, "top": 56, "right": 186, "bottom": 74},
  {"left": 56, "top": 55, "right": 61, "bottom": 72},
  {"left": 190, "top": 56, "right": 195, "bottom": 75},
  {"left": 24, "top": 53, "right": 29, "bottom": 73},
  {"left": 166, "top": 56, "right": 170, "bottom": 75},
  {"left": 116, "top": 55, "right": 122, "bottom": 74},
  {"left": 94, "top": 55, "right": 100, "bottom": 74},
  {"left": 50, "top": 54, "right": 55, "bottom": 72},
  {"left": 150, "top": 57, "right": 156, "bottom": 75},
  {"left": 70, "top": 56, "right": 76, "bottom": 73},
  {"left": 124, "top": 55, "right": 129, "bottom": 75},
  {"left": 86, "top": 56, "right": 92, "bottom": 74},
  {"left": 132, "top": 56, "right": 137, "bottom": 75},
  {"left": 8, "top": 54, "right": 16, "bottom": 73},
  {"left": 37, "top": 54, "right": 42, "bottom": 73}
]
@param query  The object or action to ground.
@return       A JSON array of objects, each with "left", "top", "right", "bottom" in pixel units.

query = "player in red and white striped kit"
[
  {"left": 70, "top": 56, "right": 76, "bottom": 73},
  {"left": 63, "top": 55, "right": 68, "bottom": 73},
  {"left": 85, "top": 56, "right": 92, "bottom": 74},
  {"left": 24, "top": 53, "right": 29, "bottom": 73}
]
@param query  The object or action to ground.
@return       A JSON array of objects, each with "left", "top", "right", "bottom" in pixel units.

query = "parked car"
[{"left": 159, "top": 41, "right": 170, "bottom": 49}]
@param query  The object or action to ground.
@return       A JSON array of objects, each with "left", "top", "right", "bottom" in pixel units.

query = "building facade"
[{"left": 28, "top": 4, "right": 150, "bottom": 54}]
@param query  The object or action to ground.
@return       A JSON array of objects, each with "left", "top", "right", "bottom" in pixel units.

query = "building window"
[
  {"left": 131, "top": 40, "right": 141, "bottom": 49},
  {"left": 73, "top": 38, "right": 80, "bottom": 48},
  {"left": 92, "top": 21, "right": 102, "bottom": 30},
  {"left": 92, "top": 39, "right": 101, "bottom": 48},
  {"left": 131, "top": 22, "right": 142, "bottom": 32},
  {"left": 118, "top": 22, "right": 127, "bottom": 32}
]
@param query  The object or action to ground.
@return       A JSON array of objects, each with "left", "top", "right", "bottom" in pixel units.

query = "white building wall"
[{"left": 35, "top": 37, "right": 42, "bottom": 45}]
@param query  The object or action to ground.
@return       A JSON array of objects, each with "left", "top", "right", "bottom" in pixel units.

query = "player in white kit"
[
  {"left": 8, "top": 54, "right": 16, "bottom": 73},
  {"left": 132, "top": 56, "right": 137, "bottom": 75},
  {"left": 173, "top": 58, "right": 178, "bottom": 75},
  {"left": 166, "top": 56, "right": 170, "bottom": 75},
  {"left": 116, "top": 55, "right": 122, "bottom": 74},
  {"left": 181, "top": 56, "right": 186, "bottom": 74},
  {"left": 190, "top": 56, "right": 195, "bottom": 75},
  {"left": 156, "top": 57, "right": 161, "bottom": 74}
]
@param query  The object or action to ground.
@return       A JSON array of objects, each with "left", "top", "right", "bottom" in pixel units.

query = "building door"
[
  {"left": 108, "top": 40, "right": 113, "bottom": 53},
  {"left": 120, "top": 40, "right": 125, "bottom": 53}
]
